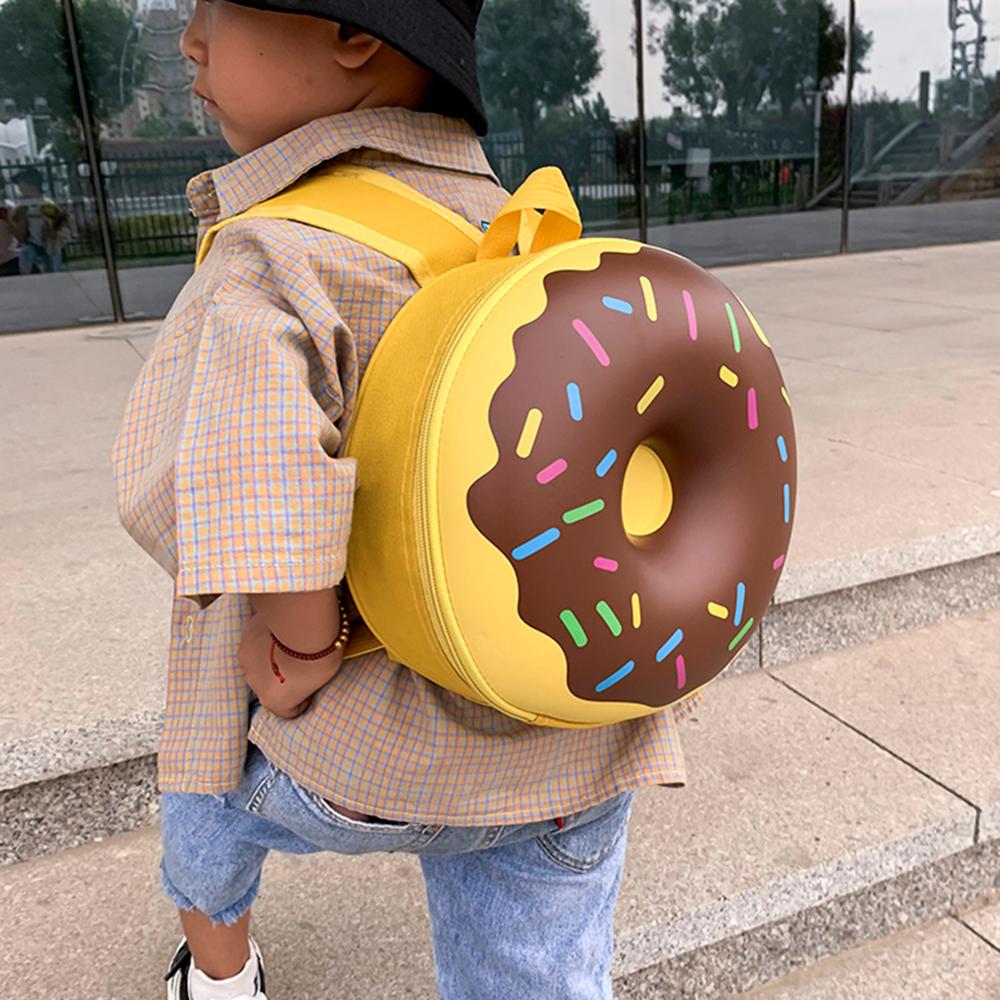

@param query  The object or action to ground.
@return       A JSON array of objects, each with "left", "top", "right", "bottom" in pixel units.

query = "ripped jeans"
[{"left": 161, "top": 739, "right": 634, "bottom": 1000}]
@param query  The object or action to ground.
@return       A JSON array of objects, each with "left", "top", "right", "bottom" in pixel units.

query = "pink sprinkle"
[
  {"left": 594, "top": 557, "right": 619, "bottom": 573},
  {"left": 537, "top": 459, "right": 568, "bottom": 485},
  {"left": 572, "top": 319, "right": 611, "bottom": 367},
  {"left": 747, "top": 387, "right": 759, "bottom": 430},
  {"left": 682, "top": 290, "right": 698, "bottom": 341},
  {"left": 676, "top": 655, "right": 687, "bottom": 690},
  {"left": 773, "top": 554, "right": 786, "bottom": 571}
]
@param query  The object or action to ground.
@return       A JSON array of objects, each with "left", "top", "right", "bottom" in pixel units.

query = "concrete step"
[
  {"left": 740, "top": 898, "right": 1000, "bottom": 998},
  {"left": 3, "top": 242, "right": 1000, "bottom": 863},
  {"left": 4, "top": 609, "right": 1000, "bottom": 999}
]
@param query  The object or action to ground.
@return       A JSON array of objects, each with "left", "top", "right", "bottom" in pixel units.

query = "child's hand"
[{"left": 237, "top": 612, "right": 344, "bottom": 719}]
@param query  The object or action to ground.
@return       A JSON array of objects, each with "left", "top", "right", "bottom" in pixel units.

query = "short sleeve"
[{"left": 172, "top": 296, "right": 357, "bottom": 605}]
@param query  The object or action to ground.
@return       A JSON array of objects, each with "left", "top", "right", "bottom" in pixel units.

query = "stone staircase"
[
  {"left": 818, "top": 117, "right": 1000, "bottom": 210},
  {"left": 3, "top": 242, "right": 1000, "bottom": 997}
]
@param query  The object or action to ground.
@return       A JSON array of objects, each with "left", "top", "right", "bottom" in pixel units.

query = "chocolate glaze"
[{"left": 466, "top": 247, "right": 796, "bottom": 708}]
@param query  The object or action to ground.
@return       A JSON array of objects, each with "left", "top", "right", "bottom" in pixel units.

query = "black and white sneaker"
[{"left": 164, "top": 936, "right": 267, "bottom": 999}]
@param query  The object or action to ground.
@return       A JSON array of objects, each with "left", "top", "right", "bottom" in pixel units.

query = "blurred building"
[{"left": 104, "top": 0, "right": 218, "bottom": 141}]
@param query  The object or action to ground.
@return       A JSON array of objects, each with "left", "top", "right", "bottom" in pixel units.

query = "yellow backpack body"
[{"left": 197, "top": 165, "right": 797, "bottom": 728}]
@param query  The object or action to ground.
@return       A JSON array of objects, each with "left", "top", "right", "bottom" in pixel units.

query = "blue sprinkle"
[
  {"left": 777, "top": 435, "right": 789, "bottom": 463},
  {"left": 734, "top": 582, "right": 747, "bottom": 628},
  {"left": 596, "top": 449, "right": 618, "bottom": 478},
  {"left": 783, "top": 484, "right": 791, "bottom": 524},
  {"left": 596, "top": 661, "right": 635, "bottom": 693},
  {"left": 656, "top": 629, "right": 684, "bottom": 662},
  {"left": 567, "top": 382, "right": 583, "bottom": 422},
  {"left": 602, "top": 296, "right": 634, "bottom": 315},
  {"left": 512, "top": 528, "right": 561, "bottom": 561}
]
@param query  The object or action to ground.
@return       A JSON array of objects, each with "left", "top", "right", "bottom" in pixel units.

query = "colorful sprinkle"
[
  {"left": 516, "top": 408, "right": 542, "bottom": 459},
  {"left": 639, "top": 276, "right": 658, "bottom": 322},
  {"left": 631, "top": 592, "right": 642, "bottom": 629},
  {"left": 708, "top": 602, "right": 729, "bottom": 620},
  {"left": 596, "top": 449, "right": 618, "bottom": 478},
  {"left": 512, "top": 528, "right": 561, "bottom": 560},
  {"left": 675, "top": 655, "right": 687, "bottom": 690},
  {"left": 596, "top": 661, "right": 635, "bottom": 693},
  {"left": 734, "top": 582, "right": 747, "bottom": 628},
  {"left": 719, "top": 365, "right": 739, "bottom": 388},
  {"left": 728, "top": 617, "right": 755, "bottom": 652},
  {"left": 572, "top": 319, "right": 611, "bottom": 367},
  {"left": 747, "top": 388, "right": 759, "bottom": 430},
  {"left": 783, "top": 483, "right": 791, "bottom": 524},
  {"left": 603, "top": 296, "right": 634, "bottom": 315},
  {"left": 777, "top": 435, "right": 789, "bottom": 463},
  {"left": 656, "top": 628, "right": 684, "bottom": 662},
  {"left": 773, "top": 554, "right": 786, "bottom": 571},
  {"left": 781, "top": 386, "right": 791, "bottom": 406},
  {"left": 537, "top": 459, "right": 568, "bottom": 485},
  {"left": 726, "top": 303, "right": 742, "bottom": 353},
  {"left": 560, "top": 610, "right": 588, "bottom": 648},
  {"left": 596, "top": 601, "right": 623, "bottom": 637},
  {"left": 594, "top": 557, "right": 619, "bottom": 573},
  {"left": 637, "top": 375, "right": 665, "bottom": 415},
  {"left": 564, "top": 499, "right": 605, "bottom": 524},
  {"left": 567, "top": 382, "right": 584, "bottom": 422},
  {"left": 741, "top": 301, "right": 772, "bottom": 347},
  {"left": 682, "top": 290, "right": 698, "bottom": 341}
]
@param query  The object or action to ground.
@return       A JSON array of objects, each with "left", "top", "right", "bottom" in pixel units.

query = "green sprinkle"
[
  {"left": 563, "top": 499, "right": 606, "bottom": 524},
  {"left": 726, "top": 303, "right": 742, "bottom": 354},
  {"left": 596, "top": 601, "right": 623, "bottom": 637},
  {"left": 560, "top": 610, "right": 589, "bottom": 648},
  {"left": 728, "top": 617, "right": 755, "bottom": 651}
]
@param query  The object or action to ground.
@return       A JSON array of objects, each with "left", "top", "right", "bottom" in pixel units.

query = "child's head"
[{"left": 180, "top": 0, "right": 487, "bottom": 155}]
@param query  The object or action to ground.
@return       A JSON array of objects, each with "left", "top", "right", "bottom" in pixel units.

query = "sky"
[{"left": 589, "top": 0, "right": 1000, "bottom": 117}]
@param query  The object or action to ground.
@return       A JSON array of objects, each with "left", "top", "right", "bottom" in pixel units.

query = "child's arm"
[
  {"left": 248, "top": 587, "right": 341, "bottom": 653},
  {"left": 237, "top": 588, "right": 346, "bottom": 719}
]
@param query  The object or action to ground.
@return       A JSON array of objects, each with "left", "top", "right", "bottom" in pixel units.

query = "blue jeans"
[
  {"left": 18, "top": 241, "right": 59, "bottom": 274},
  {"left": 161, "top": 740, "right": 634, "bottom": 999}
]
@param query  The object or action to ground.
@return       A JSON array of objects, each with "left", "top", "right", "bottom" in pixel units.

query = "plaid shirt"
[{"left": 112, "top": 108, "right": 698, "bottom": 825}]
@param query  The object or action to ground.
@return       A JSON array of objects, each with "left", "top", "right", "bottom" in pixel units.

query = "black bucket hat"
[{"left": 225, "top": 0, "right": 488, "bottom": 134}]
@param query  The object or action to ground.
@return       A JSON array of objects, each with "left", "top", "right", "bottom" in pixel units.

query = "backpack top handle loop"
[{"left": 477, "top": 167, "right": 583, "bottom": 262}]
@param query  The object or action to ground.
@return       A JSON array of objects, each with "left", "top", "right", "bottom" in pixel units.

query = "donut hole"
[{"left": 622, "top": 441, "right": 674, "bottom": 541}]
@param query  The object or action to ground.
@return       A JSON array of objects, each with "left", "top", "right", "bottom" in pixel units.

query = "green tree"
[
  {"left": 477, "top": 0, "right": 602, "bottom": 159},
  {"left": 133, "top": 115, "right": 198, "bottom": 141},
  {"left": 0, "top": 0, "right": 147, "bottom": 131},
  {"left": 651, "top": 0, "right": 871, "bottom": 126},
  {"left": 768, "top": 0, "right": 872, "bottom": 116}
]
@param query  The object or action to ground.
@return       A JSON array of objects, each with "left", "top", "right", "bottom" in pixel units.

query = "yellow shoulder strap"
[{"left": 195, "top": 165, "right": 486, "bottom": 286}]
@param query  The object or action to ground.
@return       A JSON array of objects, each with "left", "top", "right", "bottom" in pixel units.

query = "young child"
[{"left": 113, "top": 3, "right": 699, "bottom": 997}]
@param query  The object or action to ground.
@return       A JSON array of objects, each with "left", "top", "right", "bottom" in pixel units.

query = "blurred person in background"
[
  {"left": 13, "top": 167, "right": 72, "bottom": 273},
  {"left": 0, "top": 189, "right": 19, "bottom": 277}
]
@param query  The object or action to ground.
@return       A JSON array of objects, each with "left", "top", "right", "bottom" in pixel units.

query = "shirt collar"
[{"left": 187, "top": 108, "right": 499, "bottom": 224}]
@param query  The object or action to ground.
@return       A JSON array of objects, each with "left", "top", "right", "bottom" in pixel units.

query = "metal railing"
[{"left": 3, "top": 130, "right": 821, "bottom": 266}]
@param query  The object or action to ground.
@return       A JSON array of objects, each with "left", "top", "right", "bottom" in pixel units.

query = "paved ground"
[
  {"left": 745, "top": 904, "right": 1000, "bottom": 998},
  {"left": 2, "top": 240, "right": 998, "bottom": 747},
  {"left": 2, "top": 197, "right": 999, "bottom": 333},
  {"left": 3, "top": 608, "right": 998, "bottom": 998}
]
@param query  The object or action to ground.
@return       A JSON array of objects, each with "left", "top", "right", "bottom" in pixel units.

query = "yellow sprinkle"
[
  {"left": 781, "top": 386, "right": 791, "bottom": 407},
  {"left": 637, "top": 375, "right": 665, "bottom": 415},
  {"left": 738, "top": 296, "right": 771, "bottom": 348},
  {"left": 719, "top": 365, "right": 739, "bottom": 388},
  {"left": 708, "top": 602, "right": 729, "bottom": 620},
  {"left": 639, "top": 275, "right": 658, "bottom": 322},
  {"left": 631, "top": 593, "right": 642, "bottom": 629},
  {"left": 516, "top": 408, "right": 543, "bottom": 459}
]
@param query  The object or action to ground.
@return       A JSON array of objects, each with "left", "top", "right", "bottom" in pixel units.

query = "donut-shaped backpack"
[{"left": 196, "top": 165, "right": 797, "bottom": 727}]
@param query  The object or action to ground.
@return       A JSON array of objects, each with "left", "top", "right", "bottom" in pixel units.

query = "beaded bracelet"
[{"left": 269, "top": 602, "right": 351, "bottom": 684}]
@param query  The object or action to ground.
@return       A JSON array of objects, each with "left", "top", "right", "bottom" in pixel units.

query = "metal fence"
[{"left": 2, "top": 127, "right": 817, "bottom": 267}]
